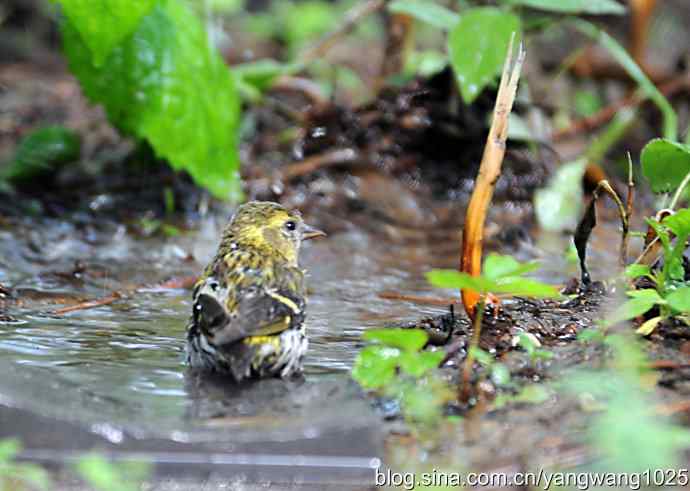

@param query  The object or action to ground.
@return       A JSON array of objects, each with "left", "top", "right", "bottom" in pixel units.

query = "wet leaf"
[
  {"left": 352, "top": 345, "right": 400, "bottom": 389},
  {"left": 62, "top": 0, "right": 241, "bottom": 200},
  {"left": 483, "top": 253, "right": 540, "bottom": 281},
  {"left": 388, "top": 0, "right": 459, "bottom": 30},
  {"left": 363, "top": 328, "right": 428, "bottom": 352},
  {"left": 625, "top": 264, "right": 652, "bottom": 279},
  {"left": 636, "top": 316, "right": 663, "bottom": 336},
  {"left": 399, "top": 351, "right": 444, "bottom": 377},
  {"left": 666, "top": 286, "right": 690, "bottom": 313},
  {"left": 447, "top": 7, "right": 521, "bottom": 104},
  {"left": 500, "top": 0, "right": 625, "bottom": 15},
  {"left": 2, "top": 126, "right": 80, "bottom": 182},
  {"left": 535, "top": 159, "right": 588, "bottom": 232},
  {"left": 641, "top": 139, "right": 690, "bottom": 194},
  {"left": 54, "top": 0, "right": 158, "bottom": 66}
]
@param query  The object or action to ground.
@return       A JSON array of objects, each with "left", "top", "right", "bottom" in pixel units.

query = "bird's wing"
[
  {"left": 193, "top": 261, "right": 306, "bottom": 347},
  {"left": 211, "top": 284, "right": 306, "bottom": 346}
]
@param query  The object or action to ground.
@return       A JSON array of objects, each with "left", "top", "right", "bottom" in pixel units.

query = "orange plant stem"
[{"left": 460, "top": 36, "right": 525, "bottom": 317}]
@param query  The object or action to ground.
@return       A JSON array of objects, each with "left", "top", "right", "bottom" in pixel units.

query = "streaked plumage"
[{"left": 185, "top": 201, "right": 324, "bottom": 381}]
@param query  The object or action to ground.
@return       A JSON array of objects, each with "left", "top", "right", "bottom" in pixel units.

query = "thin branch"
[{"left": 299, "top": 0, "right": 386, "bottom": 65}]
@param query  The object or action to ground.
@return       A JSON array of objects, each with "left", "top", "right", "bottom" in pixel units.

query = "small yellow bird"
[{"left": 185, "top": 201, "right": 325, "bottom": 381}]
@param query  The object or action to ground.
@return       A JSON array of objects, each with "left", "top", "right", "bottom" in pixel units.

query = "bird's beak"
[{"left": 302, "top": 224, "right": 326, "bottom": 240}]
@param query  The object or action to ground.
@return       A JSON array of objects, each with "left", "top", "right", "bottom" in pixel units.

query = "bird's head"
[{"left": 224, "top": 201, "right": 325, "bottom": 265}]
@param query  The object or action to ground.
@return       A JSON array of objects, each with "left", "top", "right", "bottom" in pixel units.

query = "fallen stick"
[
  {"left": 378, "top": 291, "right": 463, "bottom": 307},
  {"left": 52, "top": 292, "right": 122, "bottom": 315}
]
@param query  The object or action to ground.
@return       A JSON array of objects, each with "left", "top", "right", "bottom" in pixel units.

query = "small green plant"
[
  {"left": 608, "top": 209, "right": 690, "bottom": 334},
  {"left": 352, "top": 328, "right": 452, "bottom": 426},
  {"left": 516, "top": 332, "right": 554, "bottom": 366},
  {"left": 75, "top": 453, "right": 151, "bottom": 491},
  {"left": 0, "top": 439, "right": 49, "bottom": 491},
  {"left": 564, "top": 334, "right": 690, "bottom": 472},
  {"left": 1, "top": 126, "right": 80, "bottom": 184},
  {"left": 427, "top": 253, "right": 560, "bottom": 398},
  {"left": 471, "top": 347, "right": 511, "bottom": 387}
]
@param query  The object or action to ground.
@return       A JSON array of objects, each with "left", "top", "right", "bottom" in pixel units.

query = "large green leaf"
[
  {"left": 501, "top": 0, "right": 625, "bottom": 15},
  {"left": 448, "top": 7, "right": 521, "bottom": 104},
  {"left": 641, "top": 139, "right": 690, "bottom": 194},
  {"left": 62, "top": 0, "right": 241, "bottom": 200},
  {"left": 388, "top": 0, "right": 459, "bottom": 30},
  {"left": 55, "top": 0, "right": 158, "bottom": 67}
]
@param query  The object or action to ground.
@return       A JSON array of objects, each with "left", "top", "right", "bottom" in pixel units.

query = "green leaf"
[
  {"left": 534, "top": 159, "right": 588, "bottom": 232},
  {"left": 483, "top": 253, "right": 540, "bottom": 280},
  {"left": 388, "top": 0, "right": 459, "bottom": 30},
  {"left": 62, "top": 0, "right": 241, "bottom": 200},
  {"left": 447, "top": 7, "right": 521, "bottom": 104},
  {"left": 501, "top": 0, "right": 625, "bottom": 15},
  {"left": 55, "top": 0, "right": 158, "bottom": 66},
  {"left": 351, "top": 345, "right": 400, "bottom": 389},
  {"left": 662, "top": 208, "right": 690, "bottom": 238},
  {"left": 625, "top": 264, "right": 652, "bottom": 280},
  {"left": 636, "top": 315, "right": 663, "bottom": 336},
  {"left": 578, "top": 328, "right": 605, "bottom": 343},
  {"left": 234, "top": 59, "right": 302, "bottom": 92},
  {"left": 363, "top": 328, "right": 428, "bottom": 352},
  {"left": 2, "top": 126, "right": 80, "bottom": 181},
  {"left": 641, "top": 139, "right": 690, "bottom": 194},
  {"left": 626, "top": 288, "right": 663, "bottom": 302},
  {"left": 490, "top": 363, "right": 511, "bottom": 386},
  {"left": 469, "top": 346, "right": 493, "bottom": 366},
  {"left": 492, "top": 277, "right": 560, "bottom": 298},
  {"left": 604, "top": 295, "right": 658, "bottom": 327},
  {"left": 666, "top": 286, "right": 690, "bottom": 313},
  {"left": 0, "top": 439, "right": 20, "bottom": 462},
  {"left": 517, "top": 332, "right": 539, "bottom": 355},
  {"left": 426, "top": 269, "right": 492, "bottom": 293},
  {"left": 399, "top": 350, "right": 444, "bottom": 377},
  {"left": 427, "top": 268, "right": 558, "bottom": 298}
]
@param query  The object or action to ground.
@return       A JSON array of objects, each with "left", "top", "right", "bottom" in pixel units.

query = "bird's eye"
[{"left": 285, "top": 220, "right": 297, "bottom": 231}]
